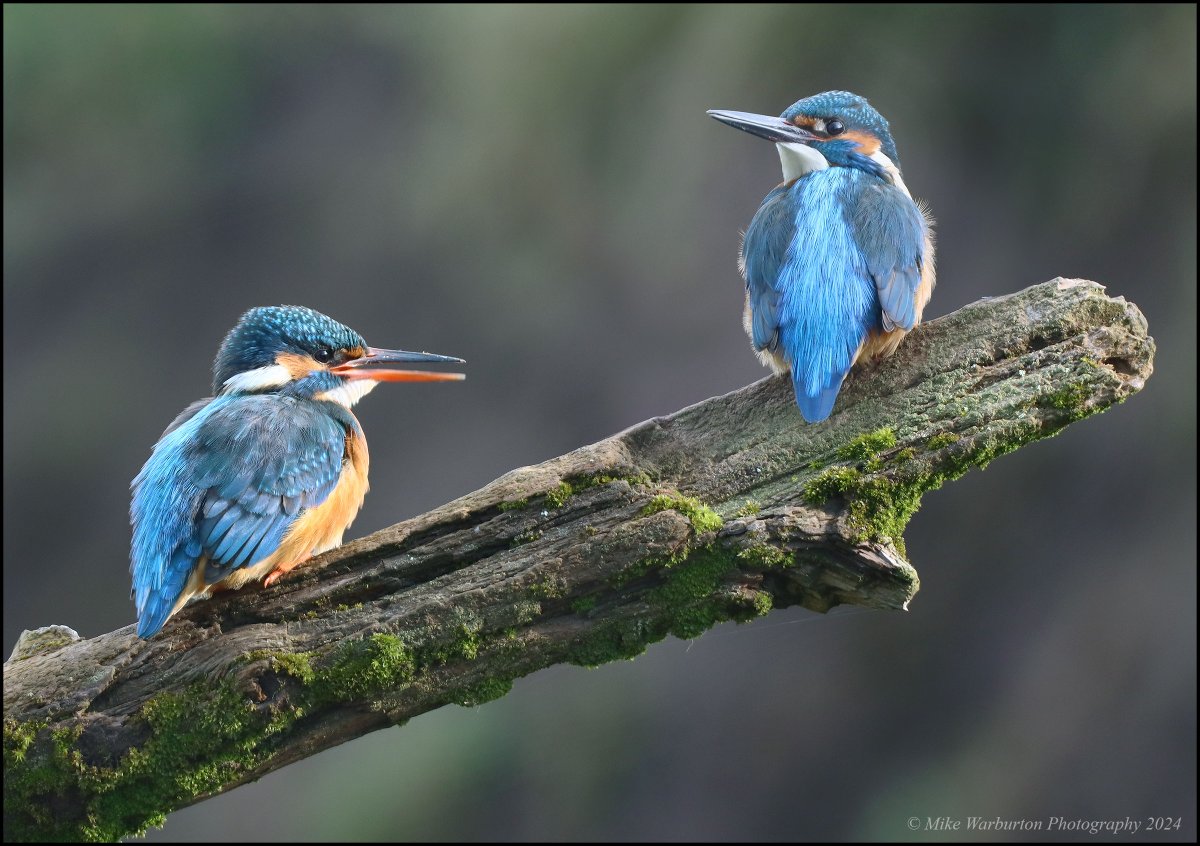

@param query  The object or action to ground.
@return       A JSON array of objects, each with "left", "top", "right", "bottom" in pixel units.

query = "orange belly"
[{"left": 222, "top": 430, "right": 371, "bottom": 589}]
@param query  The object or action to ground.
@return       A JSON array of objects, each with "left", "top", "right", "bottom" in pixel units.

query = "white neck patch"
[
  {"left": 316, "top": 379, "right": 378, "bottom": 409},
  {"left": 222, "top": 364, "right": 292, "bottom": 394},
  {"left": 869, "top": 150, "right": 911, "bottom": 198},
  {"left": 776, "top": 142, "right": 829, "bottom": 183}
]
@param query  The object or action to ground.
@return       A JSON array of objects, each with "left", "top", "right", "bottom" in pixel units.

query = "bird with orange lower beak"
[{"left": 129, "top": 305, "right": 464, "bottom": 638}]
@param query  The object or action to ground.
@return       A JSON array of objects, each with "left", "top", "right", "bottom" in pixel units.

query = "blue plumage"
[
  {"left": 130, "top": 394, "right": 349, "bottom": 637},
  {"left": 711, "top": 91, "right": 935, "bottom": 423},
  {"left": 129, "top": 305, "right": 464, "bottom": 638}
]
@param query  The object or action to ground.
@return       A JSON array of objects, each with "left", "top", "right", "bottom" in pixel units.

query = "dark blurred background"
[{"left": 4, "top": 4, "right": 1195, "bottom": 842}]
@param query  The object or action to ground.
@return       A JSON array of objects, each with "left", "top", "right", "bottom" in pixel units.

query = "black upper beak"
[
  {"left": 707, "top": 110, "right": 819, "bottom": 144},
  {"left": 330, "top": 348, "right": 466, "bottom": 383}
]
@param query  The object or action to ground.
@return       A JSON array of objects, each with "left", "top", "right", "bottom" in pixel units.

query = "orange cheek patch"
[
  {"left": 276, "top": 351, "right": 319, "bottom": 378},
  {"left": 840, "top": 129, "right": 881, "bottom": 156}
]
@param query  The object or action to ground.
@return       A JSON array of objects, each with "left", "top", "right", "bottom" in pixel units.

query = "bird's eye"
[
  {"left": 314, "top": 348, "right": 334, "bottom": 364},
  {"left": 826, "top": 119, "right": 846, "bottom": 136}
]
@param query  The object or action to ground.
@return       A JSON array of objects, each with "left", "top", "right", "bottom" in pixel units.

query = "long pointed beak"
[
  {"left": 330, "top": 347, "right": 466, "bottom": 383},
  {"left": 707, "top": 110, "right": 819, "bottom": 144}
]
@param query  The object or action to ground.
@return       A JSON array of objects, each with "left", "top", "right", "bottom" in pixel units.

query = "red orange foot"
[{"left": 263, "top": 554, "right": 311, "bottom": 588}]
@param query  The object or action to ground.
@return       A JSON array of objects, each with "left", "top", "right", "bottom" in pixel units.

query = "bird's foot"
[{"left": 263, "top": 554, "right": 311, "bottom": 588}]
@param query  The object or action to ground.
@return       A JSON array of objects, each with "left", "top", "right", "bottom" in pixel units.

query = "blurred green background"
[{"left": 4, "top": 4, "right": 1195, "bottom": 841}]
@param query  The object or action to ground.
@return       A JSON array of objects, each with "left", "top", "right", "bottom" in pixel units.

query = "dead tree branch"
[{"left": 3, "top": 279, "right": 1154, "bottom": 842}]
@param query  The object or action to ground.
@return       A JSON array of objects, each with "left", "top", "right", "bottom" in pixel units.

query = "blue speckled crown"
[
  {"left": 782, "top": 91, "right": 900, "bottom": 168},
  {"left": 212, "top": 305, "right": 366, "bottom": 392}
]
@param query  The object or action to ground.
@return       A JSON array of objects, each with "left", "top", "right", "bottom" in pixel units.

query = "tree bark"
[{"left": 3, "top": 278, "right": 1154, "bottom": 842}]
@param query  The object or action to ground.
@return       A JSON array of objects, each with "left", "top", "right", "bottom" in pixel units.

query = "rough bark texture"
[{"left": 4, "top": 279, "right": 1154, "bottom": 842}]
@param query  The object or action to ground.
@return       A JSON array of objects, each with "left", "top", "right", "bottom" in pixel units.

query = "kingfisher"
[
  {"left": 129, "top": 305, "right": 464, "bottom": 638},
  {"left": 708, "top": 91, "right": 935, "bottom": 422}
]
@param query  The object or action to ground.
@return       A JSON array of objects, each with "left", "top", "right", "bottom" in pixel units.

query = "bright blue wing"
[
  {"left": 849, "top": 179, "right": 928, "bottom": 332},
  {"left": 743, "top": 168, "right": 925, "bottom": 423},
  {"left": 741, "top": 183, "right": 795, "bottom": 353},
  {"left": 130, "top": 395, "right": 349, "bottom": 637}
]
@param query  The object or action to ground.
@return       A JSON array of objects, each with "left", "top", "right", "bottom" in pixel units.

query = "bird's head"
[
  {"left": 212, "top": 305, "right": 464, "bottom": 407},
  {"left": 708, "top": 90, "right": 901, "bottom": 184}
]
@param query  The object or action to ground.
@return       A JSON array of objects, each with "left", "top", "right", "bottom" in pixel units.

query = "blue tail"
[{"left": 793, "top": 368, "right": 847, "bottom": 423}]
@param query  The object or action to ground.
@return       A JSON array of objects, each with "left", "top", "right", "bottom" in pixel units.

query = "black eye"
[
  {"left": 314, "top": 347, "right": 334, "bottom": 364},
  {"left": 826, "top": 119, "right": 845, "bottom": 136}
]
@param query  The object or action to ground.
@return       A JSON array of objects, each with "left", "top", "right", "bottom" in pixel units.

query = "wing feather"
[{"left": 130, "top": 394, "right": 349, "bottom": 637}]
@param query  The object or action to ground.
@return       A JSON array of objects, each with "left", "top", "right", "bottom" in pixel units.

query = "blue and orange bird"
[
  {"left": 708, "top": 91, "right": 935, "bottom": 422},
  {"left": 129, "top": 306, "right": 464, "bottom": 638}
]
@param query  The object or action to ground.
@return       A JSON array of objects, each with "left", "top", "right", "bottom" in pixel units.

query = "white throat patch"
[
  {"left": 222, "top": 364, "right": 291, "bottom": 394},
  {"left": 776, "top": 142, "right": 829, "bottom": 183},
  {"left": 869, "top": 150, "right": 912, "bottom": 198},
  {"left": 316, "top": 379, "right": 378, "bottom": 409}
]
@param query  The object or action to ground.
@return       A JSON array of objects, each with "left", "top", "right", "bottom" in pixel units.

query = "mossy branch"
[{"left": 4, "top": 279, "right": 1153, "bottom": 842}]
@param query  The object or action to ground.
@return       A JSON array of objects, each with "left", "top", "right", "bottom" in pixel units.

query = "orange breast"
[{"left": 221, "top": 427, "right": 371, "bottom": 588}]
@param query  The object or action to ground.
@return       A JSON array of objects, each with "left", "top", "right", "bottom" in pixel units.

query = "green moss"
[
  {"left": 733, "top": 499, "right": 761, "bottom": 518},
  {"left": 651, "top": 546, "right": 738, "bottom": 639},
  {"left": 804, "top": 420, "right": 1055, "bottom": 559},
  {"left": 803, "top": 467, "right": 861, "bottom": 504},
  {"left": 737, "top": 544, "right": 792, "bottom": 569},
  {"left": 267, "top": 652, "right": 315, "bottom": 685},
  {"left": 512, "top": 600, "right": 542, "bottom": 625},
  {"left": 497, "top": 498, "right": 528, "bottom": 511},
  {"left": 927, "top": 432, "right": 961, "bottom": 450},
  {"left": 743, "top": 589, "right": 774, "bottom": 618},
  {"left": 566, "top": 618, "right": 659, "bottom": 668},
  {"left": 544, "top": 471, "right": 652, "bottom": 509},
  {"left": 1040, "top": 383, "right": 1090, "bottom": 421},
  {"left": 4, "top": 677, "right": 290, "bottom": 842},
  {"left": 545, "top": 482, "right": 574, "bottom": 508},
  {"left": 7, "top": 623, "right": 538, "bottom": 841},
  {"left": 570, "top": 596, "right": 597, "bottom": 615},
  {"left": 528, "top": 576, "right": 565, "bottom": 600},
  {"left": 511, "top": 529, "right": 543, "bottom": 546},
  {"left": 894, "top": 447, "right": 917, "bottom": 462},
  {"left": 452, "top": 677, "right": 514, "bottom": 707},
  {"left": 836, "top": 427, "right": 897, "bottom": 462},
  {"left": 641, "top": 493, "right": 723, "bottom": 534},
  {"left": 308, "top": 634, "right": 416, "bottom": 702}
]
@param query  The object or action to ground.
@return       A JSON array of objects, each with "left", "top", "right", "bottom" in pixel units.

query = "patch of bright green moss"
[
  {"left": 651, "top": 546, "right": 738, "bottom": 639},
  {"left": 641, "top": 493, "right": 723, "bottom": 534},
  {"left": 803, "top": 467, "right": 861, "bottom": 504},
  {"left": 733, "top": 499, "right": 761, "bottom": 518},
  {"left": 308, "top": 634, "right": 416, "bottom": 702},
  {"left": 803, "top": 421, "right": 1052, "bottom": 558},
  {"left": 544, "top": 471, "right": 653, "bottom": 509},
  {"left": 4, "top": 677, "right": 289, "bottom": 842},
  {"left": 545, "top": 482, "right": 574, "bottom": 508},
  {"left": 497, "top": 498, "right": 528, "bottom": 512},
  {"left": 1040, "top": 383, "right": 1089, "bottom": 421},
  {"left": 737, "top": 544, "right": 793, "bottom": 569},
  {"left": 927, "top": 432, "right": 961, "bottom": 450},
  {"left": 452, "top": 677, "right": 514, "bottom": 707},
  {"left": 836, "top": 427, "right": 897, "bottom": 462}
]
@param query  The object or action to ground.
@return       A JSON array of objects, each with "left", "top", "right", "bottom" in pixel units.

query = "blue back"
[
  {"left": 130, "top": 394, "right": 353, "bottom": 637},
  {"left": 743, "top": 167, "right": 927, "bottom": 422}
]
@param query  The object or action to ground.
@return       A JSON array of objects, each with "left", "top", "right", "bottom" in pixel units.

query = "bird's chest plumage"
[{"left": 241, "top": 424, "right": 369, "bottom": 578}]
